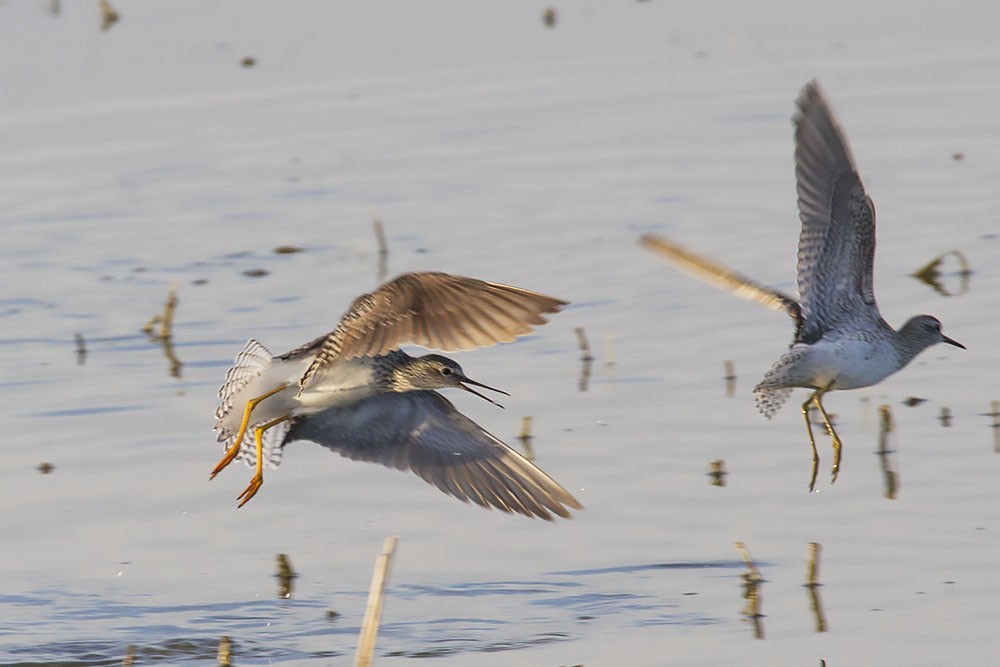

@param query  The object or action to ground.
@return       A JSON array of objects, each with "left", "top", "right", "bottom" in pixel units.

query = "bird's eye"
[{"left": 441, "top": 367, "right": 453, "bottom": 376}]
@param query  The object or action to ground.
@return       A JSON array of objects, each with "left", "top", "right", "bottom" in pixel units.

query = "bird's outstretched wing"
[
  {"left": 640, "top": 233, "right": 802, "bottom": 330},
  {"left": 793, "top": 80, "right": 880, "bottom": 344},
  {"left": 284, "top": 391, "right": 582, "bottom": 520},
  {"left": 299, "top": 272, "right": 567, "bottom": 385}
]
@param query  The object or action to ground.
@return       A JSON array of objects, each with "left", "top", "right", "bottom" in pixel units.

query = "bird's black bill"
[
  {"left": 942, "top": 334, "right": 966, "bottom": 350},
  {"left": 458, "top": 375, "right": 509, "bottom": 409}
]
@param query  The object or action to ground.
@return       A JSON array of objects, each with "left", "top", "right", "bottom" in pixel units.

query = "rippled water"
[{"left": 3, "top": 1, "right": 1000, "bottom": 665}]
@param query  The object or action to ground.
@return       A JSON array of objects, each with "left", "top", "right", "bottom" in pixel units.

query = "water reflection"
[
  {"left": 987, "top": 401, "right": 1000, "bottom": 451},
  {"left": 911, "top": 250, "right": 971, "bottom": 297},
  {"left": 372, "top": 219, "right": 389, "bottom": 283},
  {"left": 74, "top": 332, "right": 87, "bottom": 365},
  {"left": 708, "top": 459, "right": 727, "bottom": 487},
  {"left": 723, "top": 360, "right": 737, "bottom": 398},
  {"left": 517, "top": 415, "right": 535, "bottom": 461},
  {"left": 275, "top": 554, "right": 297, "bottom": 599},
  {"left": 804, "top": 542, "right": 828, "bottom": 633},
  {"left": 734, "top": 541, "right": 765, "bottom": 639},
  {"left": 142, "top": 287, "right": 182, "bottom": 378},
  {"left": 876, "top": 405, "right": 900, "bottom": 500},
  {"left": 574, "top": 327, "right": 594, "bottom": 392}
]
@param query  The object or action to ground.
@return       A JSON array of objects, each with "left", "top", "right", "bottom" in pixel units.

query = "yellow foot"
[
  {"left": 830, "top": 436, "right": 843, "bottom": 485},
  {"left": 236, "top": 474, "right": 264, "bottom": 508},
  {"left": 808, "top": 455, "right": 820, "bottom": 493},
  {"left": 209, "top": 446, "right": 240, "bottom": 480},
  {"left": 211, "top": 382, "right": 290, "bottom": 480}
]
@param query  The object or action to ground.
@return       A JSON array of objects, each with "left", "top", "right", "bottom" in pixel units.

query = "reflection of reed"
[
  {"left": 877, "top": 405, "right": 899, "bottom": 500},
  {"left": 574, "top": 327, "right": 594, "bottom": 392},
  {"left": 518, "top": 416, "right": 535, "bottom": 462},
  {"left": 74, "top": 332, "right": 87, "bottom": 365},
  {"left": 602, "top": 334, "right": 616, "bottom": 386},
  {"left": 805, "top": 542, "right": 828, "bottom": 632},
  {"left": 373, "top": 219, "right": 389, "bottom": 283},
  {"left": 356, "top": 536, "right": 399, "bottom": 667},
  {"left": 723, "top": 360, "right": 736, "bottom": 398},
  {"left": 708, "top": 459, "right": 726, "bottom": 487},
  {"left": 911, "top": 250, "right": 971, "bottom": 297},
  {"left": 987, "top": 401, "right": 1000, "bottom": 452},
  {"left": 143, "top": 287, "right": 183, "bottom": 378},
  {"left": 938, "top": 406, "right": 952, "bottom": 428},
  {"left": 734, "top": 541, "right": 765, "bottom": 640},
  {"left": 217, "top": 636, "right": 232, "bottom": 667},
  {"left": 276, "top": 553, "right": 297, "bottom": 599}
]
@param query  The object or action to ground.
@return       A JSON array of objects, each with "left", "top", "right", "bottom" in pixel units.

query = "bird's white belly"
[
  {"left": 787, "top": 337, "right": 901, "bottom": 390},
  {"left": 295, "top": 359, "right": 379, "bottom": 412}
]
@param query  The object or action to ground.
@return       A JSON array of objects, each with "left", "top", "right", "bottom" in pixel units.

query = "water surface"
[{"left": 2, "top": 1, "right": 999, "bottom": 665}]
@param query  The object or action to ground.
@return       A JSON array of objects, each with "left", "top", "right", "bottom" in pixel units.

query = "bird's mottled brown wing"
[
  {"left": 284, "top": 391, "right": 582, "bottom": 520},
  {"left": 300, "top": 272, "right": 567, "bottom": 385}
]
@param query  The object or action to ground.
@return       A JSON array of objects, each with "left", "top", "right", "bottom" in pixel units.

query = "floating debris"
[
  {"left": 326, "top": 609, "right": 340, "bottom": 622},
  {"left": 99, "top": 0, "right": 119, "bottom": 31},
  {"left": 355, "top": 536, "right": 399, "bottom": 667},
  {"left": 241, "top": 56, "right": 256, "bottom": 68},
  {"left": 952, "top": 152, "right": 965, "bottom": 161},
  {"left": 902, "top": 396, "right": 926, "bottom": 407},
  {"left": 242, "top": 268, "right": 269, "bottom": 278},
  {"left": 273, "top": 245, "right": 304, "bottom": 254},
  {"left": 37, "top": 462, "right": 55, "bottom": 475},
  {"left": 542, "top": 7, "right": 557, "bottom": 27}
]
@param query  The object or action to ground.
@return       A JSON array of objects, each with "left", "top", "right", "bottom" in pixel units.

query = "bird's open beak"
[
  {"left": 457, "top": 375, "right": 510, "bottom": 409},
  {"left": 942, "top": 334, "right": 966, "bottom": 350}
]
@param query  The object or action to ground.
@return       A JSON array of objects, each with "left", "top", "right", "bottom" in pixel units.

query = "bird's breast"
[{"left": 296, "top": 357, "right": 381, "bottom": 411}]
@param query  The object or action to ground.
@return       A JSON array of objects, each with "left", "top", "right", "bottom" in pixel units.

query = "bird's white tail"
[
  {"left": 214, "top": 339, "right": 272, "bottom": 423},
  {"left": 754, "top": 386, "right": 793, "bottom": 419}
]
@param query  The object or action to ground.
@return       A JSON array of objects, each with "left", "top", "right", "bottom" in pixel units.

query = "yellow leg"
[
  {"left": 236, "top": 414, "right": 291, "bottom": 508},
  {"left": 801, "top": 392, "right": 822, "bottom": 492},
  {"left": 811, "top": 389, "right": 842, "bottom": 484},
  {"left": 210, "top": 383, "right": 290, "bottom": 480}
]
